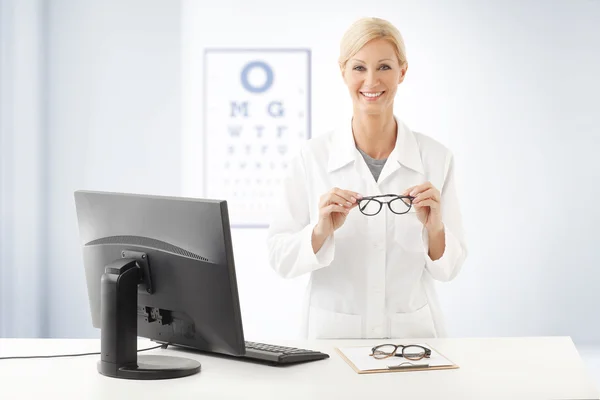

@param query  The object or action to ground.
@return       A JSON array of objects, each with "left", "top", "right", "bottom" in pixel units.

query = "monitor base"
[
  {"left": 98, "top": 355, "right": 201, "bottom": 380},
  {"left": 98, "top": 255, "right": 200, "bottom": 380}
]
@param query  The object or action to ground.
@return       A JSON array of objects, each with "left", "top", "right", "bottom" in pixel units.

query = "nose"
[{"left": 364, "top": 69, "right": 379, "bottom": 88}]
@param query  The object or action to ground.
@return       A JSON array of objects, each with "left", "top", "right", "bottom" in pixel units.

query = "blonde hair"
[{"left": 338, "top": 17, "right": 407, "bottom": 70}]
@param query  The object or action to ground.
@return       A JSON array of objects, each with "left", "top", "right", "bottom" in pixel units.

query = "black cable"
[{"left": 0, "top": 343, "right": 169, "bottom": 360}]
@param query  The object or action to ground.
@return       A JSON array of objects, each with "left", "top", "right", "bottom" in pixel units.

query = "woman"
[{"left": 266, "top": 17, "right": 467, "bottom": 339}]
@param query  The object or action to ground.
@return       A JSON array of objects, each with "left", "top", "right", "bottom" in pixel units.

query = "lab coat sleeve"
[
  {"left": 422, "top": 152, "right": 468, "bottom": 282},
  {"left": 266, "top": 150, "right": 335, "bottom": 279}
]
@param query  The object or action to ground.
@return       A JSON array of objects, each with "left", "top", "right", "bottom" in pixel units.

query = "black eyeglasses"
[
  {"left": 370, "top": 344, "right": 432, "bottom": 361},
  {"left": 357, "top": 194, "right": 415, "bottom": 216}
]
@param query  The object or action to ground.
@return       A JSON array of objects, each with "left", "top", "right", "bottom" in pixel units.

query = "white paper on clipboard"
[{"left": 335, "top": 343, "right": 457, "bottom": 373}]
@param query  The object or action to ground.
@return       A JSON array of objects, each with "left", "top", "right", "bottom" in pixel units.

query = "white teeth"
[{"left": 361, "top": 92, "right": 383, "bottom": 98}]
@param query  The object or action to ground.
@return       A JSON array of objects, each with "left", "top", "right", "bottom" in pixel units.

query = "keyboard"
[{"left": 242, "top": 341, "right": 329, "bottom": 365}]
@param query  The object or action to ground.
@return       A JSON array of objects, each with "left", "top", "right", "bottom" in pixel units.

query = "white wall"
[
  {"left": 182, "top": 0, "right": 600, "bottom": 344},
  {"left": 1, "top": 0, "right": 599, "bottom": 344},
  {"left": 44, "top": 0, "right": 182, "bottom": 337}
]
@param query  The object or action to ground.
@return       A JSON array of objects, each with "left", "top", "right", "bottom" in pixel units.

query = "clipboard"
[{"left": 334, "top": 343, "right": 460, "bottom": 374}]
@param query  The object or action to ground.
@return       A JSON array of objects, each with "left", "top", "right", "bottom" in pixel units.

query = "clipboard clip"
[{"left": 387, "top": 361, "right": 430, "bottom": 370}]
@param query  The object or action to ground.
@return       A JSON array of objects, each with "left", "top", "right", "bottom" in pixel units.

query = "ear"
[{"left": 398, "top": 63, "right": 408, "bottom": 84}]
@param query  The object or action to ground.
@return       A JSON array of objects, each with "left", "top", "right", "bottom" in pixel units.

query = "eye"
[
  {"left": 353, "top": 65, "right": 365, "bottom": 71},
  {"left": 379, "top": 64, "right": 391, "bottom": 70}
]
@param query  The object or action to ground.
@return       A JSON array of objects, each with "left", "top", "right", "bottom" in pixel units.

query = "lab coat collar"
[{"left": 327, "top": 115, "right": 425, "bottom": 176}]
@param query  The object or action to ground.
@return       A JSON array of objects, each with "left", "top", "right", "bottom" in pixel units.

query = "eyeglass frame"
[
  {"left": 357, "top": 194, "right": 415, "bottom": 216},
  {"left": 369, "top": 344, "right": 432, "bottom": 360}
]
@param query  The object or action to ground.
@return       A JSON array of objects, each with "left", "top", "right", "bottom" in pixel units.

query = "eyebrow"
[{"left": 351, "top": 58, "right": 394, "bottom": 63}]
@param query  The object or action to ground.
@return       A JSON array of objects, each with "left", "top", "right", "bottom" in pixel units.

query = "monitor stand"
[{"left": 98, "top": 252, "right": 201, "bottom": 379}]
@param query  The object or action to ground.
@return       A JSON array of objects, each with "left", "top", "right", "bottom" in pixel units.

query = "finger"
[
  {"left": 412, "top": 188, "right": 439, "bottom": 204},
  {"left": 408, "top": 182, "right": 434, "bottom": 197},
  {"left": 331, "top": 188, "right": 362, "bottom": 204},
  {"left": 402, "top": 185, "right": 417, "bottom": 196},
  {"left": 339, "top": 188, "right": 363, "bottom": 203},
  {"left": 413, "top": 199, "right": 438, "bottom": 210},
  {"left": 323, "top": 193, "right": 356, "bottom": 208},
  {"left": 322, "top": 204, "right": 349, "bottom": 216},
  {"left": 319, "top": 192, "right": 341, "bottom": 207},
  {"left": 347, "top": 190, "right": 364, "bottom": 200}
]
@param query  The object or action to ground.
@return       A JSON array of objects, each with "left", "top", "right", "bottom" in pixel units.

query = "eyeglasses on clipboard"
[{"left": 369, "top": 344, "right": 432, "bottom": 369}]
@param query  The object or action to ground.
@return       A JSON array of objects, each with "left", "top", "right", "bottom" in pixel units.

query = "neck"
[{"left": 352, "top": 110, "right": 397, "bottom": 160}]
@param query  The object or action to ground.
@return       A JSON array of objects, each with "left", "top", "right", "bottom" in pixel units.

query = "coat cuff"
[
  {"left": 296, "top": 223, "right": 335, "bottom": 272},
  {"left": 422, "top": 224, "right": 464, "bottom": 282}
]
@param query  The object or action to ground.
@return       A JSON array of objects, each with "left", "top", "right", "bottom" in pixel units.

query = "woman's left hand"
[{"left": 402, "top": 182, "right": 443, "bottom": 233}]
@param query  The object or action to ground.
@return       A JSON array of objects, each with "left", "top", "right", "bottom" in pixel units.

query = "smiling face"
[{"left": 342, "top": 38, "right": 407, "bottom": 116}]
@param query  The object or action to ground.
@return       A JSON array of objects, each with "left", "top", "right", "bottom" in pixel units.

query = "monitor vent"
[{"left": 86, "top": 235, "right": 209, "bottom": 262}]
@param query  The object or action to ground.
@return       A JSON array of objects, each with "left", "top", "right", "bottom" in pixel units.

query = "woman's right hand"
[{"left": 314, "top": 188, "right": 362, "bottom": 238}]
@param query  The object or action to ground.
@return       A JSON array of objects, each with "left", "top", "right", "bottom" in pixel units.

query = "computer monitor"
[{"left": 74, "top": 190, "right": 246, "bottom": 380}]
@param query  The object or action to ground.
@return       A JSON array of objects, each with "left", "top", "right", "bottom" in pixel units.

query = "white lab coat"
[{"left": 266, "top": 116, "right": 467, "bottom": 339}]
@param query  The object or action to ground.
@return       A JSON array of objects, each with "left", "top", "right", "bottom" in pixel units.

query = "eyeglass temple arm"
[{"left": 359, "top": 198, "right": 375, "bottom": 212}]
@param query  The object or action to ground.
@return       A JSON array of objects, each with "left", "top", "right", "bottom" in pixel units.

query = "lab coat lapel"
[
  {"left": 327, "top": 119, "right": 376, "bottom": 191},
  {"left": 327, "top": 119, "right": 355, "bottom": 174},
  {"left": 377, "top": 118, "right": 425, "bottom": 185}
]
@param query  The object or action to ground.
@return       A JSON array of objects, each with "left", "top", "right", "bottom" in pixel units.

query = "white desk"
[{"left": 1, "top": 336, "right": 598, "bottom": 400}]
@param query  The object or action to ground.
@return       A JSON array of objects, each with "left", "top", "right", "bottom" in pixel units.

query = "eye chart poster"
[{"left": 203, "top": 49, "right": 311, "bottom": 228}]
